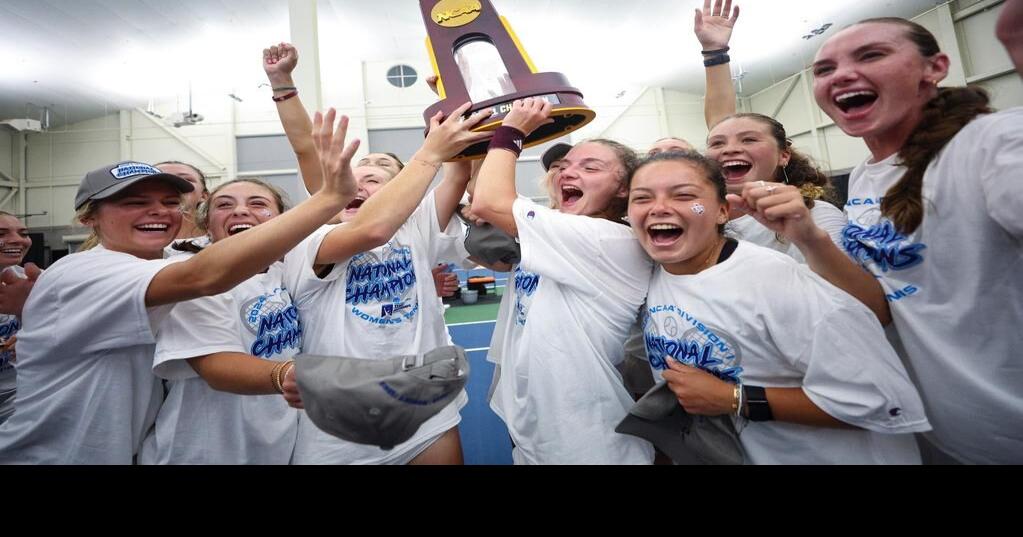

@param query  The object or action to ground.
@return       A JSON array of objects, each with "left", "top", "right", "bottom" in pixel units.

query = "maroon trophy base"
[{"left": 423, "top": 72, "right": 596, "bottom": 161}]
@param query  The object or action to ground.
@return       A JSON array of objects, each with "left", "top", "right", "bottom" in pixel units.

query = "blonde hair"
[
  {"left": 74, "top": 201, "right": 101, "bottom": 251},
  {"left": 540, "top": 168, "right": 560, "bottom": 209}
]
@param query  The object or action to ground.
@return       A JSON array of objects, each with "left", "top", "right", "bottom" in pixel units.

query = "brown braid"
[{"left": 882, "top": 87, "right": 992, "bottom": 234}]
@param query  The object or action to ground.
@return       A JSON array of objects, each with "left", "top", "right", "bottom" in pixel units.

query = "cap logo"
[{"left": 110, "top": 162, "right": 159, "bottom": 180}]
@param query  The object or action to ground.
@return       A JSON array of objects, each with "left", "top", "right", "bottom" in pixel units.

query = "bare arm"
[
  {"left": 727, "top": 183, "right": 892, "bottom": 325},
  {"left": 472, "top": 98, "right": 554, "bottom": 238},
  {"left": 696, "top": 0, "right": 740, "bottom": 127},
  {"left": 663, "top": 359, "right": 853, "bottom": 429},
  {"left": 472, "top": 149, "right": 520, "bottom": 237},
  {"left": 264, "top": 43, "right": 323, "bottom": 194},
  {"left": 997, "top": 0, "right": 1023, "bottom": 77},
  {"left": 188, "top": 352, "right": 282, "bottom": 395},
  {"left": 146, "top": 110, "right": 359, "bottom": 307},
  {"left": 314, "top": 103, "right": 494, "bottom": 266},
  {"left": 434, "top": 160, "right": 473, "bottom": 230}
]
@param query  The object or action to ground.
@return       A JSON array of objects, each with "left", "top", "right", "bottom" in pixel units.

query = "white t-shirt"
[
  {"left": 0, "top": 314, "right": 20, "bottom": 394},
  {"left": 0, "top": 246, "right": 180, "bottom": 464},
  {"left": 0, "top": 266, "right": 28, "bottom": 411},
  {"left": 140, "top": 260, "right": 301, "bottom": 465},
  {"left": 164, "top": 235, "right": 210, "bottom": 258},
  {"left": 842, "top": 108, "right": 1023, "bottom": 464},
  {"left": 726, "top": 200, "right": 846, "bottom": 262},
  {"left": 619, "top": 199, "right": 850, "bottom": 393},
  {"left": 644, "top": 241, "right": 929, "bottom": 464},
  {"left": 488, "top": 199, "right": 656, "bottom": 465},
  {"left": 0, "top": 312, "right": 20, "bottom": 424},
  {"left": 283, "top": 192, "right": 468, "bottom": 464}
]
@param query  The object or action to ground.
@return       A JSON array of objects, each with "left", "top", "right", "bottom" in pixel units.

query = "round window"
[{"left": 386, "top": 65, "right": 418, "bottom": 88}]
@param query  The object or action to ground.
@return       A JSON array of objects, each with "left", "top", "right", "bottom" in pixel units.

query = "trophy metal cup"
[{"left": 420, "top": 0, "right": 596, "bottom": 160}]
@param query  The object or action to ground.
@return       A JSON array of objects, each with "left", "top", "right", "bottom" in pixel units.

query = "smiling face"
[
  {"left": 706, "top": 117, "right": 790, "bottom": 196},
  {"left": 85, "top": 180, "right": 183, "bottom": 260},
  {"left": 207, "top": 181, "right": 282, "bottom": 243},
  {"left": 629, "top": 159, "right": 729, "bottom": 275},
  {"left": 0, "top": 214, "right": 31, "bottom": 268},
  {"left": 357, "top": 153, "right": 403, "bottom": 176},
  {"left": 340, "top": 165, "right": 394, "bottom": 223},
  {"left": 812, "top": 21, "right": 949, "bottom": 159},
  {"left": 555, "top": 142, "right": 629, "bottom": 217}
]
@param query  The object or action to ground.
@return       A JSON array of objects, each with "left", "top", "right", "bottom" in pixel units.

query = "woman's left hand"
[
  {"left": 501, "top": 97, "right": 554, "bottom": 137},
  {"left": 662, "top": 358, "right": 734, "bottom": 416}
]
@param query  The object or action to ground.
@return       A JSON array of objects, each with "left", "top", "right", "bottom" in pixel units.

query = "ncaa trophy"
[{"left": 420, "top": 0, "right": 596, "bottom": 160}]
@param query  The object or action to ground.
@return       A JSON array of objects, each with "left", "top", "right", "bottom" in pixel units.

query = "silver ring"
[
  {"left": 757, "top": 180, "right": 766, "bottom": 188},
  {"left": 765, "top": 185, "right": 776, "bottom": 194}
]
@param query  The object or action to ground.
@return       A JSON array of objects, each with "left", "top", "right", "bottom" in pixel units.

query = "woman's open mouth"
[{"left": 647, "top": 223, "right": 684, "bottom": 246}]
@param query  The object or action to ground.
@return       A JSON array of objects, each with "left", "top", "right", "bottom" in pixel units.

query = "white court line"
[
  {"left": 464, "top": 347, "right": 490, "bottom": 353},
  {"left": 446, "top": 320, "right": 498, "bottom": 327}
]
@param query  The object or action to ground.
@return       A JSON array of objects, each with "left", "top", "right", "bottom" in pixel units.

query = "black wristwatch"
[{"left": 743, "top": 385, "right": 774, "bottom": 421}]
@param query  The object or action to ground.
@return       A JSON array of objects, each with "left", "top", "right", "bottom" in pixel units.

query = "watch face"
[{"left": 743, "top": 386, "right": 773, "bottom": 422}]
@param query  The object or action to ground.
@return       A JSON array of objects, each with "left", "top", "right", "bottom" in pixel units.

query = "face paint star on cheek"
[
  {"left": 691, "top": 203, "right": 706, "bottom": 215},
  {"left": 259, "top": 209, "right": 272, "bottom": 218}
]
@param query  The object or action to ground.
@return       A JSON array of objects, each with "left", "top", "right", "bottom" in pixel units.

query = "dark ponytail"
[{"left": 883, "top": 86, "right": 992, "bottom": 234}]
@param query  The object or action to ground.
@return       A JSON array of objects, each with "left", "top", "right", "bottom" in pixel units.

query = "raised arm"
[
  {"left": 472, "top": 98, "right": 554, "bottom": 237},
  {"left": 696, "top": 0, "right": 740, "bottom": 127},
  {"left": 313, "top": 102, "right": 494, "bottom": 265},
  {"left": 997, "top": 0, "right": 1023, "bottom": 77},
  {"left": 434, "top": 160, "right": 474, "bottom": 230},
  {"left": 146, "top": 110, "right": 359, "bottom": 307},
  {"left": 263, "top": 42, "right": 323, "bottom": 194},
  {"left": 727, "top": 182, "right": 892, "bottom": 325}
]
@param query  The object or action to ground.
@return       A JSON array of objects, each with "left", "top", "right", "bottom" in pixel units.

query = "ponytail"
[{"left": 882, "top": 87, "right": 992, "bottom": 234}]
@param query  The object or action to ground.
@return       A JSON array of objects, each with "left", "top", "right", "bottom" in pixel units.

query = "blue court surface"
[{"left": 444, "top": 268, "right": 514, "bottom": 465}]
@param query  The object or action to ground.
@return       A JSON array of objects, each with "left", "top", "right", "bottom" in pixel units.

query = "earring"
[{"left": 781, "top": 165, "right": 791, "bottom": 185}]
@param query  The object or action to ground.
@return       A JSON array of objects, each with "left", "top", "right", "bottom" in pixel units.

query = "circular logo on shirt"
[{"left": 643, "top": 305, "right": 744, "bottom": 383}]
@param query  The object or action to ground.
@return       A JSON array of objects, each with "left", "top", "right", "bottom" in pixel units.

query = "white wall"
[
  {"left": 0, "top": 130, "right": 12, "bottom": 178},
  {"left": 0, "top": 129, "right": 15, "bottom": 216},
  {"left": 590, "top": 87, "right": 708, "bottom": 153}
]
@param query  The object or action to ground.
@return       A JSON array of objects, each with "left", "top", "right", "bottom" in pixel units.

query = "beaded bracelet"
[
  {"left": 270, "top": 361, "right": 287, "bottom": 393},
  {"left": 275, "top": 360, "right": 295, "bottom": 393}
]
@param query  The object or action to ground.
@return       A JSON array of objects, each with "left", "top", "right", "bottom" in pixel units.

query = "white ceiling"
[{"left": 1, "top": 0, "right": 947, "bottom": 128}]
